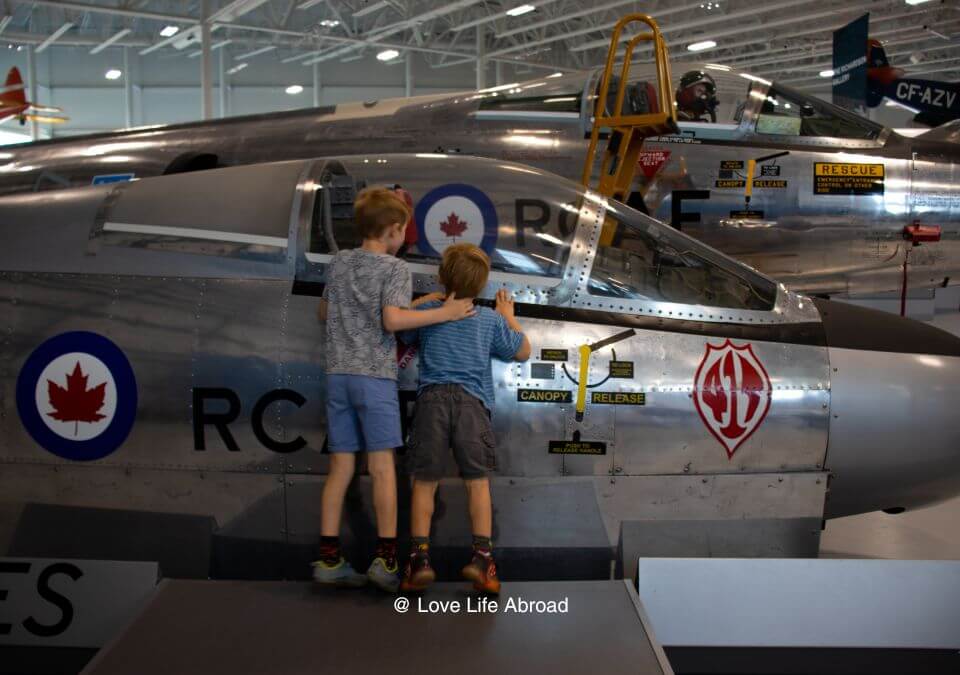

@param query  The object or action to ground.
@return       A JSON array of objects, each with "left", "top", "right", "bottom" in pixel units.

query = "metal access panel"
[
  {"left": 635, "top": 558, "right": 960, "bottom": 649},
  {"left": 82, "top": 579, "right": 674, "bottom": 675}
]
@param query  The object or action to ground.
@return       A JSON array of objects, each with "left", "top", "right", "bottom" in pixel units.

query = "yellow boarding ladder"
[{"left": 581, "top": 14, "right": 677, "bottom": 234}]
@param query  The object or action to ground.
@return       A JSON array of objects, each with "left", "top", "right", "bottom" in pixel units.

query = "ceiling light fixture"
[
  {"left": 376, "top": 49, "right": 399, "bottom": 61},
  {"left": 687, "top": 40, "right": 717, "bottom": 52},
  {"left": 286, "top": 84, "right": 304, "bottom": 95},
  {"left": 506, "top": 4, "right": 536, "bottom": 17},
  {"left": 160, "top": 26, "right": 180, "bottom": 38},
  {"left": 819, "top": 69, "right": 834, "bottom": 77},
  {"left": 105, "top": 69, "right": 122, "bottom": 80}
]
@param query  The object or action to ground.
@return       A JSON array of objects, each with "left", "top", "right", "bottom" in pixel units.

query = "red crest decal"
[{"left": 692, "top": 339, "right": 772, "bottom": 459}]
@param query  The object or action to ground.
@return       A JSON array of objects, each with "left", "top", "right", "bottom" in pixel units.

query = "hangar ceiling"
[{"left": 0, "top": 1, "right": 957, "bottom": 85}]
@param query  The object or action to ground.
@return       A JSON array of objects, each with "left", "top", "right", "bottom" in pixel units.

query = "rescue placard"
[
  {"left": 548, "top": 440, "right": 607, "bottom": 455},
  {"left": 591, "top": 391, "right": 646, "bottom": 405},
  {"left": 608, "top": 361, "right": 635, "bottom": 378},
  {"left": 814, "top": 162, "right": 884, "bottom": 195},
  {"left": 518, "top": 389, "right": 571, "bottom": 403},
  {"left": 540, "top": 349, "right": 568, "bottom": 361},
  {"left": 720, "top": 160, "right": 744, "bottom": 170}
]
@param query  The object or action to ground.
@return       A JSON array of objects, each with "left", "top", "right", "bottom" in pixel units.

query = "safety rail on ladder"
[{"left": 581, "top": 14, "right": 677, "bottom": 208}]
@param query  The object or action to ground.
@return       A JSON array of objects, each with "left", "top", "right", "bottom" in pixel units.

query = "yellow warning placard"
[{"left": 814, "top": 162, "right": 884, "bottom": 195}]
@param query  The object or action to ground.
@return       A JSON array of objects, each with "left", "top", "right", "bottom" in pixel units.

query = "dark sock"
[
  {"left": 472, "top": 535, "right": 492, "bottom": 556},
  {"left": 376, "top": 537, "right": 398, "bottom": 567},
  {"left": 318, "top": 536, "right": 341, "bottom": 564}
]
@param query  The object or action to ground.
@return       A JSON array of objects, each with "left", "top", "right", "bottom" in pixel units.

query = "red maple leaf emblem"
[
  {"left": 47, "top": 361, "right": 107, "bottom": 436},
  {"left": 439, "top": 212, "right": 469, "bottom": 239}
]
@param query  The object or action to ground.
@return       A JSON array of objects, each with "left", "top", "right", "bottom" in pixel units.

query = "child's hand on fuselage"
[
  {"left": 495, "top": 288, "right": 515, "bottom": 320},
  {"left": 441, "top": 291, "right": 476, "bottom": 321}
]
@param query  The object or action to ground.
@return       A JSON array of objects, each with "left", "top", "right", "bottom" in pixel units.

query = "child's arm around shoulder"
[
  {"left": 383, "top": 292, "right": 475, "bottom": 331},
  {"left": 494, "top": 288, "right": 531, "bottom": 362},
  {"left": 379, "top": 259, "right": 474, "bottom": 332}
]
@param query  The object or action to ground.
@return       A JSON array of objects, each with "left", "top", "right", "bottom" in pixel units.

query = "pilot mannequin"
[{"left": 675, "top": 70, "right": 719, "bottom": 123}]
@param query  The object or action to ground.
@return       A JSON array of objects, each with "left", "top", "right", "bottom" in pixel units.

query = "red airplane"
[{"left": 0, "top": 66, "right": 68, "bottom": 126}]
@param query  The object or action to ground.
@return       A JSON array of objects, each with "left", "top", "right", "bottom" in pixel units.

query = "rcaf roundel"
[
  {"left": 414, "top": 183, "right": 498, "bottom": 258},
  {"left": 692, "top": 339, "right": 772, "bottom": 460},
  {"left": 16, "top": 331, "right": 137, "bottom": 461}
]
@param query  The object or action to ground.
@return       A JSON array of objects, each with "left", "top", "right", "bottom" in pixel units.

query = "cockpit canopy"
[{"left": 303, "top": 154, "right": 777, "bottom": 314}]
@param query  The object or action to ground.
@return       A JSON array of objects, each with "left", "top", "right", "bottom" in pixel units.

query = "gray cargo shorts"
[{"left": 406, "top": 383, "right": 497, "bottom": 481}]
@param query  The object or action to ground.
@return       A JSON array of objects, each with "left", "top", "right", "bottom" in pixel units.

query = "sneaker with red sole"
[
  {"left": 461, "top": 551, "right": 500, "bottom": 595},
  {"left": 399, "top": 549, "right": 435, "bottom": 592}
]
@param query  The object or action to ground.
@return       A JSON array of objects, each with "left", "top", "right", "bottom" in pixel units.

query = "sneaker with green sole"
[
  {"left": 311, "top": 557, "right": 368, "bottom": 587},
  {"left": 366, "top": 556, "right": 400, "bottom": 593}
]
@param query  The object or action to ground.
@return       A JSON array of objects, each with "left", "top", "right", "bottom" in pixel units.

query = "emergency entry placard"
[{"left": 814, "top": 162, "right": 884, "bottom": 195}]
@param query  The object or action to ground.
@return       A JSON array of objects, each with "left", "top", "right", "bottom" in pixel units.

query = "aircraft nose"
[{"left": 812, "top": 299, "right": 960, "bottom": 518}]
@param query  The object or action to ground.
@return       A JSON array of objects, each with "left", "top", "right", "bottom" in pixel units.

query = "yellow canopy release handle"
[{"left": 575, "top": 344, "right": 592, "bottom": 421}]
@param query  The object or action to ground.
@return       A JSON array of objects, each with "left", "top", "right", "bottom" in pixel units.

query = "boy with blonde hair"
[
  {"left": 314, "top": 187, "right": 474, "bottom": 592},
  {"left": 399, "top": 243, "right": 531, "bottom": 594}
]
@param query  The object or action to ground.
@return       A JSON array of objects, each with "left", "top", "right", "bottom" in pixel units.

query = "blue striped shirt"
[{"left": 401, "top": 301, "right": 523, "bottom": 412}]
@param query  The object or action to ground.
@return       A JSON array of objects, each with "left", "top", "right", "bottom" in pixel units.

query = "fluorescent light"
[
  {"left": 506, "top": 4, "right": 536, "bottom": 16},
  {"left": 687, "top": 40, "right": 717, "bottom": 52},
  {"left": 819, "top": 69, "right": 834, "bottom": 77},
  {"left": 704, "top": 63, "right": 731, "bottom": 71},
  {"left": 319, "top": 19, "right": 340, "bottom": 28},
  {"left": 376, "top": 49, "right": 399, "bottom": 61},
  {"left": 547, "top": 72, "right": 563, "bottom": 78},
  {"left": 905, "top": 0, "right": 933, "bottom": 5},
  {"left": 340, "top": 54, "right": 364, "bottom": 62},
  {"left": 286, "top": 84, "right": 304, "bottom": 95},
  {"left": 160, "top": 26, "right": 180, "bottom": 38},
  {"left": 36, "top": 22, "right": 74, "bottom": 53},
  {"left": 90, "top": 28, "right": 132, "bottom": 55},
  {"left": 355, "top": 1, "right": 389, "bottom": 18},
  {"left": 227, "top": 63, "right": 248, "bottom": 75},
  {"left": 105, "top": 69, "right": 122, "bottom": 80},
  {"left": 298, "top": 0, "right": 327, "bottom": 8},
  {"left": 235, "top": 45, "right": 276, "bottom": 60}
]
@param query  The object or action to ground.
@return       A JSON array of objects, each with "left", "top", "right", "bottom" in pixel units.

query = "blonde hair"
[
  {"left": 439, "top": 243, "right": 490, "bottom": 298},
  {"left": 354, "top": 186, "right": 411, "bottom": 239}
]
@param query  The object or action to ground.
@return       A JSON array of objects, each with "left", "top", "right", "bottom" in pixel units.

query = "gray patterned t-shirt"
[{"left": 323, "top": 248, "right": 412, "bottom": 380}]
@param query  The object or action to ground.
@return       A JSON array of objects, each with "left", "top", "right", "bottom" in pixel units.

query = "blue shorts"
[{"left": 326, "top": 374, "right": 402, "bottom": 452}]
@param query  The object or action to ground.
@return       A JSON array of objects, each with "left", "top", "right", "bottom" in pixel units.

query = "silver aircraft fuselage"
[
  {"left": 1, "top": 154, "right": 959, "bottom": 580},
  {"left": 0, "top": 62, "right": 957, "bottom": 297}
]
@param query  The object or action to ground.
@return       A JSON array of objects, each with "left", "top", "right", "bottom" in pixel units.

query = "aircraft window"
[
  {"left": 477, "top": 84, "right": 582, "bottom": 114},
  {"left": 755, "top": 84, "right": 882, "bottom": 140},
  {"left": 308, "top": 158, "right": 579, "bottom": 280},
  {"left": 587, "top": 204, "right": 777, "bottom": 311}
]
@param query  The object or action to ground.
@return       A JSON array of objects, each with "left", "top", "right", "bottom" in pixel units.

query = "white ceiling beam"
[
  {"left": 449, "top": 0, "right": 559, "bottom": 33},
  {"left": 210, "top": 0, "right": 272, "bottom": 24},
  {"left": 781, "top": 53, "right": 960, "bottom": 85},
  {"left": 89, "top": 28, "right": 132, "bottom": 54},
  {"left": 487, "top": 0, "right": 709, "bottom": 57},
  {"left": 0, "top": 29, "right": 149, "bottom": 48},
  {"left": 234, "top": 44, "right": 276, "bottom": 60},
  {"left": 298, "top": 0, "right": 327, "bottom": 9},
  {"left": 311, "top": 0, "right": 483, "bottom": 63},
  {"left": 21, "top": 0, "right": 198, "bottom": 24},
  {"left": 35, "top": 22, "right": 73, "bottom": 53},
  {"left": 0, "top": 16, "right": 12, "bottom": 36},
  {"left": 702, "top": 4, "right": 953, "bottom": 66},
  {"left": 570, "top": 0, "right": 828, "bottom": 53},
  {"left": 495, "top": 0, "right": 635, "bottom": 40}
]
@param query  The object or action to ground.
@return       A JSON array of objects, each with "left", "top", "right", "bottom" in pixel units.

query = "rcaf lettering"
[
  {"left": 514, "top": 199, "right": 577, "bottom": 246},
  {"left": 193, "top": 387, "right": 306, "bottom": 453}
]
